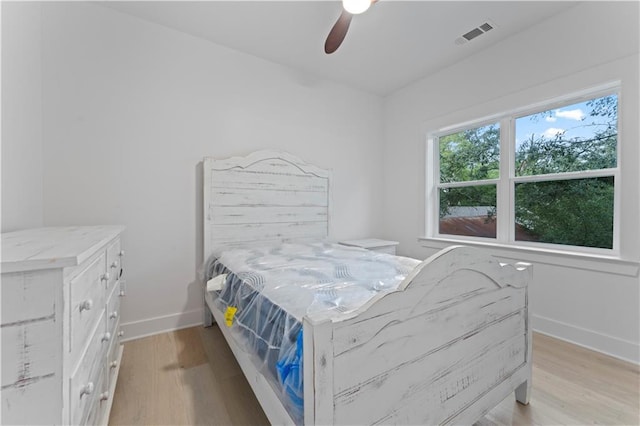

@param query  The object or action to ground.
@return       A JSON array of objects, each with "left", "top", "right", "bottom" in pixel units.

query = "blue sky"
[{"left": 514, "top": 96, "right": 616, "bottom": 151}]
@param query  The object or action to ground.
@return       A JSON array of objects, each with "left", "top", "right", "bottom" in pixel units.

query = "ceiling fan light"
[{"left": 342, "top": 0, "right": 370, "bottom": 15}]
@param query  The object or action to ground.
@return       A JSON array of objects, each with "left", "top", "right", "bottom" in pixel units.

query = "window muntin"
[{"left": 431, "top": 90, "right": 618, "bottom": 252}]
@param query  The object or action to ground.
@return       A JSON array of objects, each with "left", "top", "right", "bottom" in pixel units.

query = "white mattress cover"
[{"left": 212, "top": 240, "right": 420, "bottom": 322}]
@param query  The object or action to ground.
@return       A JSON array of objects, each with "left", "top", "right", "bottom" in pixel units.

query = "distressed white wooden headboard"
[{"left": 203, "top": 151, "right": 330, "bottom": 262}]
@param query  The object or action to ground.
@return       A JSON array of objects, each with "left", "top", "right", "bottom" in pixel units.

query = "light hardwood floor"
[{"left": 109, "top": 326, "right": 639, "bottom": 426}]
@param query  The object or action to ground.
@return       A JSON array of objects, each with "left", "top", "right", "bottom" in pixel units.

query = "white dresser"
[{"left": 1, "top": 226, "right": 125, "bottom": 425}]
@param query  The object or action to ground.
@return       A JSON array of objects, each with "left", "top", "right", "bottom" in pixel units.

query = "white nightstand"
[{"left": 339, "top": 238, "right": 399, "bottom": 255}]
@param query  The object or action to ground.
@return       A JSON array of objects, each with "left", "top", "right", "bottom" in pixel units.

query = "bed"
[{"left": 202, "top": 150, "right": 532, "bottom": 425}]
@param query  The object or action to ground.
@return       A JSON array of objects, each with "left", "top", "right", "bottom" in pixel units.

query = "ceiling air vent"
[{"left": 455, "top": 21, "right": 495, "bottom": 45}]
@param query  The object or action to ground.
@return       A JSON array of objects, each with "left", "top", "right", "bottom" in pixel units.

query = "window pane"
[
  {"left": 439, "top": 185, "right": 497, "bottom": 238},
  {"left": 515, "top": 94, "right": 617, "bottom": 176},
  {"left": 515, "top": 177, "right": 614, "bottom": 249},
  {"left": 439, "top": 123, "right": 500, "bottom": 183}
]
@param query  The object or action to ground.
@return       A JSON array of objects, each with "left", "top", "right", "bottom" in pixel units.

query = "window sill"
[{"left": 417, "top": 237, "right": 639, "bottom": 277}]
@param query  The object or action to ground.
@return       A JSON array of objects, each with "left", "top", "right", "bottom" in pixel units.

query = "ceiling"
[{"left": 100, "top": 1, "right": 579, "bottom": 96}]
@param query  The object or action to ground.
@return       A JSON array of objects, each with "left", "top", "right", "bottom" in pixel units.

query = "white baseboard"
[
  {"left": 533, "top": 314, "right": 639, "bottom": 365},
  {"left": 119, "top": 309, "right": 639, "bottom": 365},
  {"left": 120, "top": 308, "right": 204, "bottom": 342}
]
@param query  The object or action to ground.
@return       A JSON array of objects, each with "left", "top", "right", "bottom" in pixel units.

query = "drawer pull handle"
[
  {"left": 117, "top": 330, "right": 124, "bottom": 338},
  {"left": 119, "top": 250, "right": 125, "bottom": 257},
  {"left": 100, "top": 391, "right": 110, "bottom": 401},
  {"left": 102, "top": 332, "right": 111, "bottom": 342},
  {"left": 80, "top": 382, "right": 94, "bottom": 398},
  {"left": 110, "top": 261, "right": 119, "bottom": 269},
  {"left": 110, "top": 360, "right": 118, "bottom": 369},
  {"left": 101, "top": 272, "right": 110, "bottom": 282},
  {"left": 79, "top": 299, "right": 93, "bottom": 312},
  {"left": 110, "top": 311, "right": 118, "bottom": 319}
]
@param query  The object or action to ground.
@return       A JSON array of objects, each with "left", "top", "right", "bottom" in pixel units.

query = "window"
[
  {"left": 429, "top": 88, "right": 619, "bottom": 253},
  {"left": 438, "top": 123, "right": 500, "bottom": 238}
]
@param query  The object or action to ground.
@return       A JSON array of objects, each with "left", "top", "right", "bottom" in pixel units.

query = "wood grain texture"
[
  {"left": 70, "top": 312, "right": 108, "bottom": 425},
  {"left": 324, "top": 246, "right": 531, "bottom": 425},
  {"left": 202, "top": 151, "right": 532, "bottom": 424},
  {"left": 311, "top": 320, "right": 334, "bottom": 426},
  {"left": 1, "top": 226, "right": 124, "bottom": 425},
  {"left": 109, "top": 327, "right": 269, "bottom": 426},
  {"left": 1, "top": 226, "right": 125, "bottom": 273},
  {"left": 203, "top": 151, "right": 330, "bottom": 261},
  {"left": 99, "top": 336, "right": 124, "bottom": 426},
  {"left": 0, "top": 268, "right": 63, "bottom": 425},
  {"left": 69, "top": 252, "right": 107, "bottom": 364},
  {"left": 1, "top": 270, "right": 57, "bottom": 324},
  {"left": 109, "top": 327, "right": 640, "bottom": 426},
  {"left": 302, "top": 319, "right": 315, "bottom": 425},
  {"left": 201, "top": 245, "right": 531, "bottom": 425}
]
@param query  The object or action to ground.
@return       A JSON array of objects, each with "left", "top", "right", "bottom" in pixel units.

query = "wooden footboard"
[{"left": 303, "top": 245, "right": 532, "bottom": 425}]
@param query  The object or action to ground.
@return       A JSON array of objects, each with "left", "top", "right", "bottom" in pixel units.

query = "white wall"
[
  {"left": 5, "top": 1, "right": 639, "bottom": 362},
  {"left": 383, "top": 2, "right": 640, "bottom": 363},
  {"left": 38, "top": 3, "right": 386, "bottom": 339},
  {"left": 1, "top": 2, "right": 44, "bottom": 232}
]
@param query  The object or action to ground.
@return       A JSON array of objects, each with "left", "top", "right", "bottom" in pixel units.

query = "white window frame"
[{"left": 426, "top": 83, "right": 621, "bottom": 257}]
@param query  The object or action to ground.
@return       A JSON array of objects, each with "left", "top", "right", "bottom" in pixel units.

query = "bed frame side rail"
[{"left": 205, "top": 291, "right": 297, "bottom": 425}]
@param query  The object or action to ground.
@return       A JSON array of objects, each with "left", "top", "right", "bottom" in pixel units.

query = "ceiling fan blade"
[{"left": 324, "top": 10, "right": 352, "bottom": 54}]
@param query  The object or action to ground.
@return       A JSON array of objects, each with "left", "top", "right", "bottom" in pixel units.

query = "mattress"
[{"left": 205, "top": 241, "right": 420, "bottom": 424}]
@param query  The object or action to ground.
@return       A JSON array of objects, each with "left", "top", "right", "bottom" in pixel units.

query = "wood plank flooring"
[{"left": 109, "top": 326, "right": 639, "bottom": 425}]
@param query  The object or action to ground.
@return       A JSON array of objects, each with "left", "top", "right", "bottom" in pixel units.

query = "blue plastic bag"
[{"left": 276, "top": 329, "right": 304, "bottom": 423}]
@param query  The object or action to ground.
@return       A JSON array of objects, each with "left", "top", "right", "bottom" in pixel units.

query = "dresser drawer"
[
  {"left": 69, "top": 312, "right": 110, "bottom": 425},
  {"left": 106, "top": 319, "right": 121, "bottom": 391},
  {"left": 83, "top": 365, "right": 106, "bottom": 426},
  {"left": 70, "top": 253, "right": 107, "bottom": 360},
  {"left": 105, "top": 281, "right": 121, "bottom": 337},
  {"left": 106, "top": 239, "right": 122, "bottom": 293}
]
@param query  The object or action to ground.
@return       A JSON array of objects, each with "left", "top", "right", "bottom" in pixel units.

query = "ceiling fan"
[{"left": 324, "top": 0, "right": 377, "bottom": 54}]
